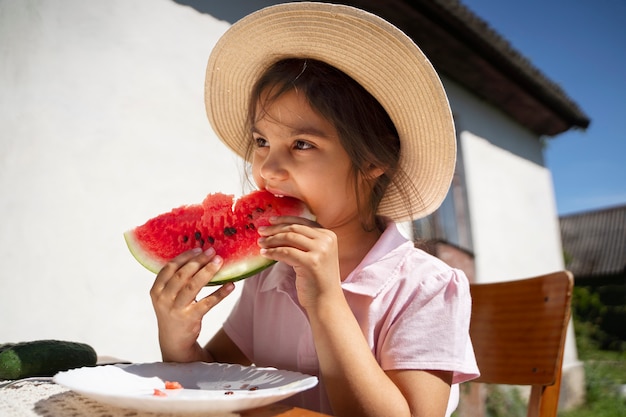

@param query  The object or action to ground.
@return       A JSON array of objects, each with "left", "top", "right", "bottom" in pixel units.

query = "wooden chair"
[{"left": 461, "top": 271, "right": 574, "bottom": 417}]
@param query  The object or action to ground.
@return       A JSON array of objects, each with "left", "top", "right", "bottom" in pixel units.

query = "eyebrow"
[{"left": 251, "top": 125, "right": 334, "bottom": 140}]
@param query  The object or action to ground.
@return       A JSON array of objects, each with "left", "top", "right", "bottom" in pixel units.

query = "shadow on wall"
[{"left": 173, "top": 0, "right": 280, "bottom": 23}]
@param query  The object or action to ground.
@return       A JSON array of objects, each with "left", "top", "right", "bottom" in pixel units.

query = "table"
[{"left": 0, "top": 378, "right": 331, "bottom": 417}]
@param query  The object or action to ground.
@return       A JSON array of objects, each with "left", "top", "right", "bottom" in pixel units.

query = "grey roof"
[{"left": 560, "top": 205, "right": 626, "bottom": 281}]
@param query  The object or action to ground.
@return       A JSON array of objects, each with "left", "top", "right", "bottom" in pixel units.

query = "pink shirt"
[{"left": 223, "top": 221, "right": 479, "bottom": 414}]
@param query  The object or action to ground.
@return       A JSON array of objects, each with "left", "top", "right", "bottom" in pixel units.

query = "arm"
[
  {"left": 204, "top": 328, "right": 252, "bottom": 366},
  {"left": 307, "top": 291, "right": 451, "bottom": 417}
]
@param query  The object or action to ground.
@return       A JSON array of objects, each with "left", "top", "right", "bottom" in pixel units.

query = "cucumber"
[
  {"left": 0, "top": 343, "right": 16, "bottom": 354},
  {"left": 0, "top": 340, "right": 97, "bottom": 380}
]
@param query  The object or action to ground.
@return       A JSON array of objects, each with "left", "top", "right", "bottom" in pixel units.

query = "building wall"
[
  {"left": 444, "top": 80, "right": 565, "bottom": 281},
  {"left": 444, "top": 79, "right": 584, "bottom": 409},
  {"left": 0, "top": 0, "right": 246, "bottom": 362}
]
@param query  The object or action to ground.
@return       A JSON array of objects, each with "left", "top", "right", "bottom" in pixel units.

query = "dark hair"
[{"left": 245, "top": 58, "right": 407, "bottom": 230}]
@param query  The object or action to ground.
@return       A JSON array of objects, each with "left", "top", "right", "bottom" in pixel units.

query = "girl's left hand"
[{"left": 257, "top": 216, "right": 342, "bottom": 309}]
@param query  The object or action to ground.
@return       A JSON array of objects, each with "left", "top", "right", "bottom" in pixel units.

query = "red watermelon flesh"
[{"left": 124, "top": 190, "right": 313, "bottom": 285}]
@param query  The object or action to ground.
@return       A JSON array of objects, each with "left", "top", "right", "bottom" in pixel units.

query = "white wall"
[
  {"left": 444, "top": 80, "right": 565, "bottom": 282},
  {"left": 0, "top": 0, "right": 247, "bottom": 362}
]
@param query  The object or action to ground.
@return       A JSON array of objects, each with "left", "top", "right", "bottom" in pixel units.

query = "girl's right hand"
[{"left": 149, "top": 247, "right": 235, "bottom": 363}]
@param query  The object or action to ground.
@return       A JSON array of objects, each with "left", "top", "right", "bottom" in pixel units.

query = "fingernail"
[
  {"left": 192, "top": 247, "right": 203, "bottom": 254},
  {"left": 204, "top": 247, "right": 215, "bottom": 256},
  {"left": 211, "top": 255, "right": 222, "bottom": 265}
]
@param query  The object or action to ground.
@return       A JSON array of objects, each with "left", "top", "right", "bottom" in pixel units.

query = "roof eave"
[{"left": 330, "top": 0, "right": 591, "bottom": 137}]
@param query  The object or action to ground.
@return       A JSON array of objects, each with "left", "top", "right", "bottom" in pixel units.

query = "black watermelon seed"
[
  {"left": 224, "top": 227, "right": 237, "bottom": 236},
  {"left": 182, "top": 235, "right": 189, "bottom": 243},
  {"left": 248, "top": 223, "right": 255, "bottom": 230},
  {"left": 194, "top": 231, "right": 202, "bottom": 240},
  {"left": 255, "top": 207, "right": 264, "bottom": 213},
  {"left": 208, "top": 236, "right": 215, "bottom": 244}
]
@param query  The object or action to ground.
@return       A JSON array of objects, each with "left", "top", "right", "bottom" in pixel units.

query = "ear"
[{"left": 365, "top": 164, "right": 385, "bottom": 180}]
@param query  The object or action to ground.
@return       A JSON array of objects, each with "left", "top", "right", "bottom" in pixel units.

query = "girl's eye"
[
  {"left": 254, "top": 137, "right": 268, "bottom": 148},
  {"left": 294, "top": 140, "right": 313, "bottom": 150}
]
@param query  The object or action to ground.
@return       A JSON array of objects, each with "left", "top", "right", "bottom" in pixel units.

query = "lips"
[{"left": 264, "top": 187, "right": 289, "bottom": 199}]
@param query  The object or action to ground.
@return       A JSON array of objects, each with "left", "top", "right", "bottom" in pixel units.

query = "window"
[{"left": 413, "top": 132, "right": 473, "bottom": 252}]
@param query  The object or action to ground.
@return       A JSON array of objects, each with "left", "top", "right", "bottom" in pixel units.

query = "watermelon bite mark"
[{"left": 124, "top": 190, "right": 314, "bottom": 285}]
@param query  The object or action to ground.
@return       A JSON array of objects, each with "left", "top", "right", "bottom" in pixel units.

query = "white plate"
[{"left": 54, "top": 362, "right": 318, "bottom": 414}]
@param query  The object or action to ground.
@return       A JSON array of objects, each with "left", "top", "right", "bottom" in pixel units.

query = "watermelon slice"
[{"left": 124, "top": 190, "right": 313, "bottom": 285}]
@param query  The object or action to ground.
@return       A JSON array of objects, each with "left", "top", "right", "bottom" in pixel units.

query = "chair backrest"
[{"left": 468, "top": 271, "right": 574, "bottom": 417}]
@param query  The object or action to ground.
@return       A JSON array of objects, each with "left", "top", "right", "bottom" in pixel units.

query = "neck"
[{"left": 335, "top": 218, "right": 383, "bottom": 281}]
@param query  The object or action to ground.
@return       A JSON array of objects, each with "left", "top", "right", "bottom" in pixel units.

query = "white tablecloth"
[{"left": 0, "top": 379, "right": 239, "bottom": 417}]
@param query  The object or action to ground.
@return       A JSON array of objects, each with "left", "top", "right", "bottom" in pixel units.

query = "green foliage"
[
  {"left": 559, "top": 299, "right": 626, "bottom": 417},
  {"left": 485, "top": 385, "right": 526, "bottom": 417},
  {"left": 558, "top": 355, "right": 626, "bottom": 417},
  {"left": 572, "top": 285, "right": 626, "bottom": 352},
  {"left": 560, "top": 397, "right": 626, "bottom": 417}
]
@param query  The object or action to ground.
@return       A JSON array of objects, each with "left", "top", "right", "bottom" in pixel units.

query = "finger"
[
  {"left": 258, "top": 222, "right": 322, "bottom": 240},
  {"left": 151, "top": 248, "right": 203, "bottom": 294},
  {"left": 157, "top": 248, "right": 216, "bottom": 301},
  {"left": 159, "top": 252, "right": 211, "bottom": 300},
  {"left": 260, "top": 245, "right": 313, "bottom": 267},
  {"left": 259, "top": 229, "right": 315, "bottom": 253},
  {"left": 195, "top": 282, "right": 236, "bottom": 315},
  {"left": 269, "top": 215, "right": 321, "bottom": 228},
  {"left": 261, "top": 223, "right": 336, "bottom": 250},
  {"left": 173, "top": 253, "right": 224, "bottom": 308},
  {"left": 166, "top": 249, "right": 223, "bottom": 307}
]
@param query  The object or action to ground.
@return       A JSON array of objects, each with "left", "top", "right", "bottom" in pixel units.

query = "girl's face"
[{"left": 251, "top": 89, "right": 364, "bottom": 230}]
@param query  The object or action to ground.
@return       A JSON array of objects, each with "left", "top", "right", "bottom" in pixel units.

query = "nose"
[{"left": 257, "top": 148, "right": 289, "bottom": 182}]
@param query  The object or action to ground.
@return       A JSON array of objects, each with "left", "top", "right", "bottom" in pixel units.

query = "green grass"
[{"left": 558, "top": 330, "right": 626, "bottom": 416}]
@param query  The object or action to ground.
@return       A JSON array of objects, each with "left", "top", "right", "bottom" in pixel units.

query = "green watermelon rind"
[
  {"left": 123, "top": 230, "right": 167, "bottom": 274},
  {"left": 123, "top": 231, "right": 277, "bottom": 285},
  {"left": 207, "top": 257, "right": 277, "bottom": 285}
]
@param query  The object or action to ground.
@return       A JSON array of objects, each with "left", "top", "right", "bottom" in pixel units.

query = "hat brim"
[{"left": 205, "top": 2, "right": 456, "bottom": 222}]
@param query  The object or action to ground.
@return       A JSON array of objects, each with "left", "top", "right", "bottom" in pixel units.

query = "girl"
[{"left": 150, "top": 3, "right": 479, "bottom": 417}]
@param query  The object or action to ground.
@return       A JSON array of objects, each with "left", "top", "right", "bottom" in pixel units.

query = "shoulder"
[
  {"left": 344, "top": 221, "right": 470, "bottom": 299},
  {"left": 378, "top": 240, "right": 470, "bottom": 296},
  {"left": 391, "top": 245, "right": 470, "bottom": 302}
]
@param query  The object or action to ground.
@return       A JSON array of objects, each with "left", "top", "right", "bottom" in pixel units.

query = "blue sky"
[{"left": 460, "top": 0, "right": 626, "bottom": 216}]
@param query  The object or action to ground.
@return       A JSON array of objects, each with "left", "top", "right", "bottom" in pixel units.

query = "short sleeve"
[{"left": 378, "top": 267, "right": 479, "bottom": 384}]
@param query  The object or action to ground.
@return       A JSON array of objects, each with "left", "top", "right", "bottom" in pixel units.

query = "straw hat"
[{"left": 205, "top": 2, "right": 456, "bottom": 222}]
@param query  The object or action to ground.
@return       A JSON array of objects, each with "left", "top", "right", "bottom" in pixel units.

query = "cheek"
[{"left": 250, "top": 161, "right": 263, "bottom": 188}]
